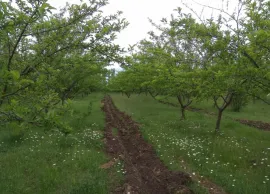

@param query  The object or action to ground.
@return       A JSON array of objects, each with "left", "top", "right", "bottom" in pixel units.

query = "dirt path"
[{"left": 102, "top": 96, "right": 193, "bottom": 194}]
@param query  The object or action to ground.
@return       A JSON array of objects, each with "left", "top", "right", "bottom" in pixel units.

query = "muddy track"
[{"left": 102, "top": 96, "right": 193, "bottom": 194}]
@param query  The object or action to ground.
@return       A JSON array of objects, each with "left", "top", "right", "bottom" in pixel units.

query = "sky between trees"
[
  {"left": 47, "top": 0, "right": 238, "bottom": 71},
  {"left": 48, "top": 0, "right": 238, "bottom": 48}
]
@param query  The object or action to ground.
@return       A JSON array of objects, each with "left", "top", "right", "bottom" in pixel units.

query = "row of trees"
[
  {"left": 109, "top": 0, "right": 270, "bottom": 132},
  {"left": 0, "top": 0, "right": 127, "bottom": 133}
]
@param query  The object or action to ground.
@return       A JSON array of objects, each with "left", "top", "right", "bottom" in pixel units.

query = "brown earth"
[
  {"left": 102, "top": 95, "right": 193, "bottom": 194},
  {"left": 235, "top": 119, "right": 270, "bottom": 131}
]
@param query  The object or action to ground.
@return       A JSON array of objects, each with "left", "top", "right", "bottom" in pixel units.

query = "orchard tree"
[
  {"left": 130, "top": 13, "right": 203, "bottom": 120},
  {"left": 111, "top": 0, "right": 269, "bottom": 132},
  {"left": 189, "top": 0, "right": 270, "bottom": 131},
  {"left": 0, "top": 0, "right": 127, "bottom": 133}
]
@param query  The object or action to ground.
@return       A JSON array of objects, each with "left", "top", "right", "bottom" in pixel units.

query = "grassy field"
[
  {"left": 1, "top": 92, "right": 269, "bottom": 194},
  {"left": 193, "top": 100, "right": 270, "bottom": 123},
  {"left": 0, "top": 93, "right": 123, "bottom": 194},
  {"left": 111, "top": 93, "right": 270, "bottom": 194},
  {"left": 163, "top": 96, "right": 270, "bottom": 122}
]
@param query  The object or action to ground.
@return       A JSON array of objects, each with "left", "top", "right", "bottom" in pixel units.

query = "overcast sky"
[
  {"left": 47, "top": 0, "right": 238, "bottom": 70},
  {"left": 48, "top": 0, "right": 237, "bottom": 48}
]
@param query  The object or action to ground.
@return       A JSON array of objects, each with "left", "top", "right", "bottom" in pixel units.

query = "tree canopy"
[
  {"left": 0, "top": 0, "right": 127, "bottom": 133},
  {"left": 108, "top": 0, "right": 270, "bottom": 131}
]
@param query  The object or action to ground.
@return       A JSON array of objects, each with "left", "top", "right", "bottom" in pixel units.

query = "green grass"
[
  {"left": 0, "top": 93, "right": 123, "bottom": 194},
  {"left": 112, "top": 128, "right": 118, "bottom": 137},
  {"left": 194, "top": 99, "right": 270, "bottom": 122},
  {"left": 164, "top": 96, "right": 270, "bottom": 122},
  {"left": 111, "top": 93, "right": 270, "bottom": 194}
]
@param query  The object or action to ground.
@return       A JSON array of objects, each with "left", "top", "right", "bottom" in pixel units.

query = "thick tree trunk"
[
  {"left": 215, "top": 110, "right": 223, "bottom": 132},
  {"left": 213, "top": 93, "right": 234, "bottom": 132},
  {"left": 177, "top": 95, "right": 191, "bottom": 120},
  {"left": 181, "top": 107, "right": 186, "bottom": 120},
  {"left": 177, "top": 95, "right": 192, "bottom": 120}
]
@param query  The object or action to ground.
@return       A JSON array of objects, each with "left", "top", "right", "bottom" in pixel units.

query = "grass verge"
[
  {"left": 163, "top": 96, "right": 270, "bottom": 122},
  {"left": 0, "top": 93, "right": 123, "bottom": 194},
  {"left": 111, "top": 93, "right": 270, "bottom": 194}
]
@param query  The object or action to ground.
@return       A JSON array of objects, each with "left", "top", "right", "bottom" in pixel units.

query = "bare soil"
[
  {"left": 235, "top": 119, "right": 270, "bottom": 131},
  {"left": 102, "top": 96, "right": 193, "bottom": 194}
]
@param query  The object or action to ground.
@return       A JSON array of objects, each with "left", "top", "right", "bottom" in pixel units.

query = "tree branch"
[{"left": 1, "top": 84, "right": 31, "bottom": 99}]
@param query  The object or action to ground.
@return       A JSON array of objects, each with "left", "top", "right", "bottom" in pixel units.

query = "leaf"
[
  {"left": 0, "top": 2, "right": 8, "bottom": 13},
  {"left": 10, "top": 70, "right": 20, "bottom": 80}
]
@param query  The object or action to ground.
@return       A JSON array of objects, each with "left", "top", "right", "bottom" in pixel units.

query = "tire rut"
[{"left": 102, "top": 95, "right": 193, "bottom": 194}]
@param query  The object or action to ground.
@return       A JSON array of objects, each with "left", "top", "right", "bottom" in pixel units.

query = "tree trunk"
[
  {"left": 177, "top": 95, "right": 190, "bottom": 120},
  {"left": 213, "top": 93, "right": 234, "bottom": 132},
  {"left": 61, "top": 95, "right": 65, "bottom": 105},
  {"left": 125, "top": 92, "right": 131, "bottom": 98},
  {"left": 181, "top": 107, "right": 186, "bottom": 120},
  {"left": 215, "top": 110, "right": 223, "bottom": 132},
  {"left": 0, "top": 85, "right": 8, "bottom": 107}
]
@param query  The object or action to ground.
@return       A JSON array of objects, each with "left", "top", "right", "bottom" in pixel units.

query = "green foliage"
[
  {"left": 0, "top": 0, "right": 127, "bottom": 132},
  {"left": 231, "top": 93, "right": 249, "bottom": 112},
  {"left": 108, "top": 0, "right": 270, "bottom": 131}
]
